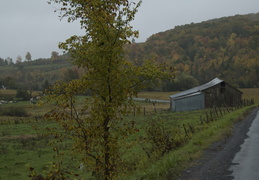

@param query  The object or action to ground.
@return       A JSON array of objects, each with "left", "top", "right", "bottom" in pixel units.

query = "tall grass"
[
  {"left": 0, "top": 88, "right": 258, "bottom": 179},
  {"left": 123, "top": 105, "right": 257, "bottom": 179},
  {"left": 0, "top": 106, "right": 29, "bottom": 117}
]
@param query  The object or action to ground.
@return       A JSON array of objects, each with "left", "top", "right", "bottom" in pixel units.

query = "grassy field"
[
  {"left": 0, "top": 121, "right": 81, "bottom": 179},
  {"left": 239, "top": 88, "right": 259, "bottom": 103},
  {"left": 0, "top": 104, "right": 256, "bottom": 179},
  {"left": 126, "top": 105, "right": 257, "bottom": 179},
  {"left": 0, "top": 88, "right": 258, "bottom": 179}
]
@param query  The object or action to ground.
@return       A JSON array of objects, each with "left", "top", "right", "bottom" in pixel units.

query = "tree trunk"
[
  {"left": 104, "top": 133, "right": 111, "bottom": 180},
  {"left": 104, "top": 116, "right": 111, "bottom": 180}
]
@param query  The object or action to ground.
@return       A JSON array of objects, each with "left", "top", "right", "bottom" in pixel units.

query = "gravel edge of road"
[{"left": 177, "top": 107, "right": 259, "bottom": 180}]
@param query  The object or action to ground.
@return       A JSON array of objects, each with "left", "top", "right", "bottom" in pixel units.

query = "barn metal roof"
[{"left": 169, "top": 78, "right": 223, "bottom": 99}]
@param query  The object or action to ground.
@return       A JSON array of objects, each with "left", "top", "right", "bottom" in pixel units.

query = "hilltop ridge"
[{"left": 125, "top": 13, "right": 259, "bottom": 90}]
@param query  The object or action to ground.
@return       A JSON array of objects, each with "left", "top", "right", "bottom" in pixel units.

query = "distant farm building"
[{"left": 169, "top": 78, "right": 243, "bottom": 112}]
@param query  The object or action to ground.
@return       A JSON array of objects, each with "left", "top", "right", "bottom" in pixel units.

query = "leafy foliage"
[
  {"left": 143, "top": 116, "right": 185, "bottom": 159},
  {"left": 44, "top": 0, "right": 172, "bottom": 179},
  {"left": 1, "top": 13, "right": 259, "bottom": 91},
  {"left": 16, "top": 87, "right": 30, "bottom": 100},
  {"left": 125, "top": 13, "right": 259, "bottom": 89},
  {"left": 25, "top": 52, "right": 32, "bottom": 61}
]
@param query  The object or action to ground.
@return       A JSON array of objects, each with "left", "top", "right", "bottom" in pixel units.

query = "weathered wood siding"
[{"left": 203, "top": 82, "right": 242, "bottom": 108}]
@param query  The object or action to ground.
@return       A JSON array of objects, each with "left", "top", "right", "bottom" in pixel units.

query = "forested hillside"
[
  {"left": 0, "top": 54, "right": 81, "bottom": 92},
  {"left": 125, "top": 13, "right": 259, "bottom": 91},
  {"left": 1, "top": 13, "right": 259, "bottom": 92}
]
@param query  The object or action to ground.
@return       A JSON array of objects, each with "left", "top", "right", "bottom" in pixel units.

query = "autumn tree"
[
  {"left": 45, "top": 0, "right": 171, "bottom": 179},
  {"left": 16, "top": 87, "right": 30, "bottom": 100},
  {"left": 25, "top": 52, "right": 32, "bottom": 61},
  {"left": 62, "top": 68, "right": 79, "bottom": 82},
  {"left": 42, "top": 79, "right": 51, "bottom": 90},
  {"left": 6, "top": 57, "right": 13, "bottom": 65},
  {"left": 0, "top": 58, "right": 4, "bottom": 66},
  {"left": 16, "top": 55, "right": 22, "bottom": 63},
  {"left": 51, "top": 51, "right": 59, "bottom": 60}
]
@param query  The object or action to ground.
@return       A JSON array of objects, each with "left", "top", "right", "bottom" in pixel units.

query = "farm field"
[{"left": 0, "top": 88, "right": 258, "bottom": 179}]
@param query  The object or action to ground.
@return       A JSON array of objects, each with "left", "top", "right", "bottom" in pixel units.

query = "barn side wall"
[
  {"left": 224, "top": 84, "right": 243, "bottom": 106},
  {"left": 203, "top": 82, "right": 242, "bottom": 108},
  {"left": 172, "top": 93, "right": 205, "bottom": 112}
]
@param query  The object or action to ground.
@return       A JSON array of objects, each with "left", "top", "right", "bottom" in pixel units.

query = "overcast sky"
[{"left": 0, "top": 0, "right": 259, "bottom": 61}]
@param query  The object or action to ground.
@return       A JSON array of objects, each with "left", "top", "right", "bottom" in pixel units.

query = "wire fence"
[{"left": 0, "top": 98, "right": 255, "bottom": 126}]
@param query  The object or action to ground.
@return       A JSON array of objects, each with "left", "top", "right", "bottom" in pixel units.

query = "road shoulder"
[{"left": 178, "top": 107, "right": 259, "bottom": 180}]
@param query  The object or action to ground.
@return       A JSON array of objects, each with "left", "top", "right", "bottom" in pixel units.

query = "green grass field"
[{"left": 0, "top": 88, "right": 258, "bottom": 179}]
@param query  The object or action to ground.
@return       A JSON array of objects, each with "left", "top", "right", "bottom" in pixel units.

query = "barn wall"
[
  {"left": 170, "top": 80, "right": 243, "bottom": 112},
  {"left": 224, "top": 84, "right": 242, "bottom": 106},
  {"left": 203, "top": 84, "right": 223, "bottom": 108},
  {"left": 203, "top": 82, "right": 242, "bottom": 108},
  {"left": 172, "top": 93, "right": 204, "bottom": 112}
]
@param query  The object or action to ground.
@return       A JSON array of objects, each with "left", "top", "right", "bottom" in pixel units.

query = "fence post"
[
  {"left": 219, "top": 108, "right": 223, "bottom": 116},
  {"left": 183, "top": 124, "right": 189, "bottom": 137},
  {"left": 210, "top": 111, "right": 214, "bottom": 121},
  {"left": 153, "top": 102, "right": 157, "bottom": 113},
  {"left": 214, "top": 107, "right": 219, "bottom": 117},
  {"left": 206, "top": 111, "right": 209, "bottom": 123},
  {"left": 200, "top": 115, "right": 203, "bottom": 125},
  {"left": 225, "top": 105, "right": 230, "bottom": 113},
  {"left": 188, "top": 123, "right": 195, "bottom": 134}
]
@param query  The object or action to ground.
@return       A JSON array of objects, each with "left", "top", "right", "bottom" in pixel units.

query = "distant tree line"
[
  {"left": 0, "top": 52, "right": 76, "bottom": 94},
  {"left": 0, "top": 51, "right": 64, "bottom": 66},
  {"left": 0, "top": 57, "right": 14, "bottom": 66}
]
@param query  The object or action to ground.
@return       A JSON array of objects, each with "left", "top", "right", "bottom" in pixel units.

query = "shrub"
[
  {"left": 16, "top": 88, "right": 30, "bottom": 101},
  {"left": 0, "top": 106, "right": 29, "bottom": 117},
  {"left": 144, "top": 116, "right": 185, "bottom": 159}
]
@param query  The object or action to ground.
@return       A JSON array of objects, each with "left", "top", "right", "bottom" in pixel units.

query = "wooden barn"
[{"left": 169, "top": 78, "right": 243, "bottom": 112}]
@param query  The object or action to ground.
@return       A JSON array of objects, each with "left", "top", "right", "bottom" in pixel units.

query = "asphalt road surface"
[
  {"left": 229, "top": 110, "right": 259, "bottom": 180},
  {"left": 178, "top": 107, "right": 259, "bottom": 180},
  {"left": 132, "top": 98, "right": 170, "bottom": 103}
]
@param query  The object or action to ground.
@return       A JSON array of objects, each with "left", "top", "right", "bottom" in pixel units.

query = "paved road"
[
  {"left": 229, "top": 110, "right": 259, "bottom": 180},
  {"left": 132, "top": 98, "right": 170, "bottom": 103},
  {"left": 178, "top": 107, "right": 259, "bottom": 180}
]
